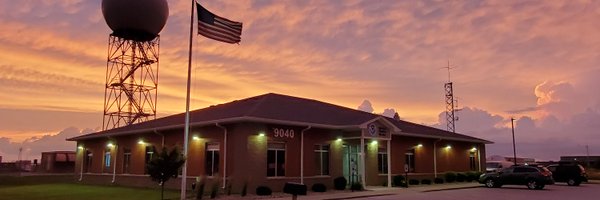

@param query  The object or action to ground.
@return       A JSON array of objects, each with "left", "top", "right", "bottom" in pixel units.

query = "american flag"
[{"left": 197, "top": 3, "right": 243, "bottom": 44}]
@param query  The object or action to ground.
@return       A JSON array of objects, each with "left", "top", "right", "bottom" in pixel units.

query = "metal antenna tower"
[
  {"left": 444, "top": 60, "right": 458, "bottom": 133},
  {"left": 102, "top": 35, "right": 159, "bottom": 130}
]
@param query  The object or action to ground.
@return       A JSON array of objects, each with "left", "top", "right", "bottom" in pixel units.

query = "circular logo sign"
[{"left": 368, "top": 123, "right": 377, "bottom": 136}]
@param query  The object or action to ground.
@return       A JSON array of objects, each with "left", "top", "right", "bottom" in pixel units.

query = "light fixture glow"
[
  {"left": 371, "top": 140, "right": 378, "bottom": 145},
  {"left": 471, "top": 147, "right": 477, "bottom": 151},
  {"left": 258, "top": 132, "right": 265, "bottom": 137},
  {"left": 416, "top": 144, "right": 423, "bottom": 148},
  {"left": 445, "top": 145, "right": 452, "bottom": 149},
  {"left": 107, "top": 143, "right": 114, "bottom": 148},
  {"left": 192, "top": 136, "right": 200, "bottom": 140},
  {"left": 138, "top": 140, "right": 145, "bottom": 145},
  {"left": 336, "top": 137, "right": 342, "bottom": 142},
  {"left": 77, "top": 146, "right": 84, "bottom": 150}
]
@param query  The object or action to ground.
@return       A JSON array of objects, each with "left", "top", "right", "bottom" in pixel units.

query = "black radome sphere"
[{"left": 102, "top": 0, "right": 169, "bottom": 41}]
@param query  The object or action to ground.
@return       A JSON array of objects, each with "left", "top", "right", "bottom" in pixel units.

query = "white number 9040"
[{"left": 273, "top": 128, "right": 294, "bottom": 138}]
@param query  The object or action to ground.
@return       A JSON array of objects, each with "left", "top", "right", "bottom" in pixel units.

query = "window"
[
  {"left": 378, "top": 147, "right": 388, "bottom": 174},
  {"left": 469, "top": 152, "right": 477, "bottom": 170},
  {"left": 123, "top": 148, "right": 131, "bottom": 174},
  {"left": 267, "top": 143, "right": 286, "bottom": 177},
  {"left": 85, "top": 150, "right": 93, "bottom": 173},
  {"left": 405, "top": 149, "right": 415, "bottom": 172},
  {"left": 314, "top": 145, "right": 329, "bottom": 176},
  {"left": 205, "top": 143, "right": 220, "bottom": 176},
  {"left": 104, "top": 148, "right": 111, "bottom": 172},
  {"left": 144, "top": 146, "right": 155, "bottom": 174}
]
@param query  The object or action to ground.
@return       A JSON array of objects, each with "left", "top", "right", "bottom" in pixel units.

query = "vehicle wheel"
[
  {"left": 574, "top": 180, "right": 581, "bottom": 186},
  {"left": 485, "top": 179, "right": 496, "bottom": 188},
  {"left": 527, "top": 179, "right": 537, "bottom": 190},
  {"left": 535, "top": 184, "right": 545, "bottom": 190},
  {"left": 567, "top": 178, "right": 576, "bottom": 186}
]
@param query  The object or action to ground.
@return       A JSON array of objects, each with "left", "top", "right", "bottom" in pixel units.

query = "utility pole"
[
  {"left": 586, "top": 145, "right": 590, "bottom": 167},
  {"left": 511, "top": 118, "right": 517, "bottom": 166}
]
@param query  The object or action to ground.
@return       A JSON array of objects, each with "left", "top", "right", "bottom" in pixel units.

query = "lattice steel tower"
[
  {"left": 102, "top": 35, "right": 160, "bottom": 130},
  {"left": 444, "top": 61, "right": 457, "bottom": 133}
]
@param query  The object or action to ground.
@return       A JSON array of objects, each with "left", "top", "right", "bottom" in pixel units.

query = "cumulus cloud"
[
  {"left": 382, "top": 108, "right": 397, "bottom": 118},
  {"left": 438, "top": 72, "right": 600, "bottom": 161},
  {"left": 357, "top": 100, "right": 374, "bottom": 113},
  {"left": 0, "top": 127, "right": 95, "bottom": 162}
]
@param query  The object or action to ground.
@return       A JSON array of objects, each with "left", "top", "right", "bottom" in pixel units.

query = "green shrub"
[
  {"left": 408, "top": 179, "right": 420, "bottom": 185},
  {"left": 445, "top": 172, "right": 457, "bottom": 183},
  {"left": 421, "top": 179, "right": 432, "bottom": 185},
  {"left": 210, "top": 181, "right": 219, "bottom": 199},
  {"left": 434, "top": 177, "right": 444, "bottom": 184},
  {"left": 465, "top": 171, "right": 476, "bottom": 182},
  {"left": 392, "top": 175, "right": 407, "bottom": 187},
  {"left": 240, "top": 181, "right": 247, "bottom": 197},
  {"left": 255, "top": 186, "right": 272, "bottom": 196},
  {"left": 350, "top": 182, "right": 363, "bottom": 191},
  {"left": 311, "top": 183, "right": 327, "bottom": 192},
  {"left": 195, "top": 180, "right": 205, "bottom": 200},
  {"left": 333, "top": 177, "right": 347, "bottom": 190},
  {"left": 456, "top": 173, "right": 466, "bottom": 182}
]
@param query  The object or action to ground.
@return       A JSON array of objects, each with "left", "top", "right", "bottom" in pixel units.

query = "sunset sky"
[{"left": 1, "top": 0, "right": 599, "bottom": 161}]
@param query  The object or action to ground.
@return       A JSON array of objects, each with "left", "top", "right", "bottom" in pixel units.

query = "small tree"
[{"left": 146, "top": 146, "right": 186, "bottom": 200}]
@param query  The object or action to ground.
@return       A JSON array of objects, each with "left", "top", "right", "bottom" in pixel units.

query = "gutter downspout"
[
  {"left": 154, "top": 130, "right": 165, "bottom": 148},
  {"left": 433, "top": 139, "right": 442, "bottom": 178},
  {"left": 300, "top": 126, "right": 311, "bottom": 184},
  {"left": 112, "top": 143, "right": 118, "bottom": 183},
  {"left": 386, "top": 139, "right": 391, "bottom": 188},
  {"left": 79, "top": 146, "right": 84, "bottom": 181},
  {"left": 477, "top": 144, "right": 482, "bottom": 172},
  {"left": 216, "top": 123, "right": 227, "bottom": 189}
]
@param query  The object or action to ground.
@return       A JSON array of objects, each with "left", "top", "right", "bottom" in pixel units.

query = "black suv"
[
  {"left": 546, "top": 164, "right": 588, "bottom": 186},
  {"left": 479, "top": 165, "right": 554, "bottom": 190}
]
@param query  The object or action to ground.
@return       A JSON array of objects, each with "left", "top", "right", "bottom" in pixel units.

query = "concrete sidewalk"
[{"left": 269, "top": 182, "right": 482, "bottom": 200}]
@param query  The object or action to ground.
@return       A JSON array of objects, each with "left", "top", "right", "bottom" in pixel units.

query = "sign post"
[{"left": 404, "top": 164, "right": 409, "bottom": 188}]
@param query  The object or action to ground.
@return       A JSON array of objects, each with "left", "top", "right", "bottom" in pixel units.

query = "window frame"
[
  {"left": 267, "top": 142, "right": 286, "bottom": 177},
  {"left": 314, "top": 144, "right": 330, "bottom": 176}
]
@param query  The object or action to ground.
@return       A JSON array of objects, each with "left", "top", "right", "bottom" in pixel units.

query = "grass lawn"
[{"left": 0, "top": 183, "right": 180, "bottom": 200}]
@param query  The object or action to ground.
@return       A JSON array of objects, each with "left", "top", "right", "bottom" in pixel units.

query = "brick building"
[
  {"left": 39, "top": 151, "right": 76, "bottom": 173},
  {"left": 68, "top": 93, "right": 491, "bottom": 192}
]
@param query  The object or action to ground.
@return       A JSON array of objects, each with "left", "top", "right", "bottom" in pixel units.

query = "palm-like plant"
[{"left": 146, "top": 146, "right": 186, "bottom": 200}]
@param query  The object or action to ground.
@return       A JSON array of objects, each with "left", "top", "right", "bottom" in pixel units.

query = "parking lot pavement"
[{"left": 364, "top": 183, "right": 600, "bottom": 200}]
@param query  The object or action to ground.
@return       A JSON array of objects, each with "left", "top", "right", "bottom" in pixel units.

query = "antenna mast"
[{"left": 444, "top": 60, "right": 458, "bottom": 133}]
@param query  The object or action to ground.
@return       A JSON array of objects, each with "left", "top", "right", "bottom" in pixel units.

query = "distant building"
[
  {"left": 40, "top": 151, "right": 76, "bottom": 173},
  {"left": 488, "top": 155, "right": 536, "bottom": 165},
  {"left": 560, "top": 156, "right": 600, "bottom": 167},
  {"left": 0, "top": 160, "right": 32, "bottom": 173},
  {"left": 0, "top": 156, "right": 2, "bottom": 163}
]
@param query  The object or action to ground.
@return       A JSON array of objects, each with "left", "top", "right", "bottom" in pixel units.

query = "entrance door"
[{"left": 343, "top": 144, "right": 360, "bottom": 185}]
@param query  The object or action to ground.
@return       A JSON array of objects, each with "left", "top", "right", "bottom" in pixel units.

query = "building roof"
[{"left": 68, "top": 93, "right": 491, "bottom": 144}]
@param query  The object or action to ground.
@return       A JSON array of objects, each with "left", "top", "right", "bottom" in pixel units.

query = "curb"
[
  {"left": 323, "top": 193, "right": 394, "bottom": 200},
  {"left": 421, "top": 185, "right": 482, "bottom": 193}
]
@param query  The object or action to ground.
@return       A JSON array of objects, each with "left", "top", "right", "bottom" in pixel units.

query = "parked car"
[
  {"left": 479, "top": 165, "right": 554, "bottom": 190},
  {"left": 546, "top": 164, "right": 588, "bottom": 186},
  {"left": 486, "top": 161, "right": 513, "bottom": 172}
]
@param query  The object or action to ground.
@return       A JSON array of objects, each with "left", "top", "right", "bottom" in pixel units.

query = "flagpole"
[{"left": 181, "top": 0, "right": 195, "bottom": 199}]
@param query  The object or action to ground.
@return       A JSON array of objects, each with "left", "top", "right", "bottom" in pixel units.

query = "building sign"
[
  {"left": 363, "top": 122, "right": 391, "bottom": 140},
  {"left": 272, "top": 127, "right": 295, "bottom": 139}
]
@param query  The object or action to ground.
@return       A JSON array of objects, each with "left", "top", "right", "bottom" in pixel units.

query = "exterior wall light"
[
  {"left": 470, "top": 147, "right": 477, "bottom": 152},
  {"left": 138, "top": 140, "right": 145, "bottom": 145},
  {"left": 371, "top": 140, "right": 378, "bottom": 145},
  {"left": 258, "top": 132, "right": 265, "bottom": 137},
  {"left": 77, "top": 146, "right": 84, "bottom": 150},
  {"left": 445, "top": 145, "right": 451, "bottom": 149},
  {"left": 192, "top": 136, "right": 200, "bottom": 141},
  {"left": 416, "top": 144, "right": 423, "bottom": 148},
  {"left": 336, "top": 137, "right": 343, "bottom": 142}
]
